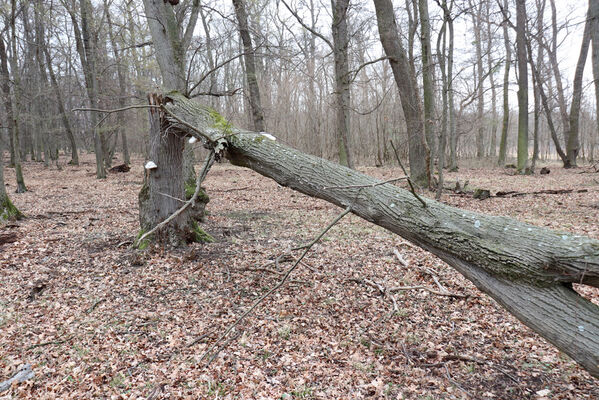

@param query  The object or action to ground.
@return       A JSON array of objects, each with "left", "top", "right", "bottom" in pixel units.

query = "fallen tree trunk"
[{"left": 163, "top": 93, "right": 599, "bottom": 378}]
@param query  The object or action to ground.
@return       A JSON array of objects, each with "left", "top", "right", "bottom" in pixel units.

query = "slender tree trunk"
[
  {"left": 447, "top": 11, "right": 457, "bottom": 172},
  {"left": 471, "top": 1, "right": 485, "bottom": 159},
  {"left": 531, "top": 0, "right": 546, "bottom": 170},
  {"left": 8, "top": 0, "right": 26, "bottom": 192},
  {"left": 526, "top": 40, "right": 569, "bottom": 164},
  {"left": 516, "top": 0, "right": 529, "bottom": 173},
  {"left": 436, "top": 1, "right": 451, "bottom": 199},
  {"left": 330, "top": 0, "right": 353, "bottom": 168},
  {"left": 105, "top": 1, "right": 130, "bottom": 165},
  {"left": 566, "top": 8, "right": 592, "bottom": 168},
  {"left": 70, "top": 0, "right": 106, "bottom": 178},
  {"left": 232, "top": 0, "right": 267, "bottom": 133},
  {"left": 34, "top": 0, "right": 78, "bottom": 166},
  {"left": 0, "top": 128, "right": 21, "bottom": 221},
  {"left": 373, "top": 0, "right": 430, "bottom": 187},
  {"left": 498, "top": 0, "right": 511, "bottom": 167},
  {"left": 486, "top": 0, "right": 498, "bottom": 158},
  {"left": 591, "top": 0, "right": 599, "bottom": 163},
  {"left": 419, "top": 0, "right": 436, "bottom": 175}
]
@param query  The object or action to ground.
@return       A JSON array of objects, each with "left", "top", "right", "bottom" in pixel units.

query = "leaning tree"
[{"left": 139, "top": 91, "right": 599, "bottom": 378}]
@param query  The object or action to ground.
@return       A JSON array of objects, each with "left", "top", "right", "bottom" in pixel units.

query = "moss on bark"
[{"left": 0, "top": 196, "right": 22, "bottom": 222}]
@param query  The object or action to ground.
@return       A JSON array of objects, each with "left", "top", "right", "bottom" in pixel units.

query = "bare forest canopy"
[{"left": 0, "top": 0, "right": 596, "bottom": 172}]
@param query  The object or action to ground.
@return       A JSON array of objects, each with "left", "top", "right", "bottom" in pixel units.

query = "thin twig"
[
  {"left": 157, "top": 192, "right": 186, "bottom": 204},
  {"left": 134, "top": 151, "right": 215, "bottom": 247},
  {"left": 72, "top": 104, "right": 159, "bottom": 113},
  {"left": 323, "top": 177, "right": 408, "bottom": 190},
  {"left": 27, "top": 335, "right": 73, "bottom": 350},
  {"left": 200, "top": 207, "right": 352, "bottom": 363},
  {"left": 393, "top": 248, "right": 408, "bottom": 266},
  {"left": 390, "top": 140, "right": 428, "bottom": 208}
]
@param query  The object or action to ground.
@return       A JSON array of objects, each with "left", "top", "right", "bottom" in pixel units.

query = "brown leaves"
[{"left": 1, "top": 157, "right": 598, "bottom": 398}]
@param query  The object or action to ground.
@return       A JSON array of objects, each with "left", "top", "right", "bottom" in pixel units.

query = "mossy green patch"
[
  {"left": 191, "top": 220, "right": 214, "bottom": 243},
  {"left": 208, "top": 109, "right": 233, "bottom": 135},
  {"left": 135, "top": 229, "right": 151, "bottom": 250},
  {"left": 0, "top": 196, "right": 22, "bottom": 222},
  {"left": 185, "top": 182, "right": 210, "bottom": 203}
]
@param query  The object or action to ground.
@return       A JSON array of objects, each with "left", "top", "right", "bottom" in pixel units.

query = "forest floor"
[{"left": 1, "top": 154, "right": 599, "bottom": 399}]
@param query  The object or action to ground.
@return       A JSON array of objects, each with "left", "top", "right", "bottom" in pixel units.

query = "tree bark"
[
  {"left": 140, "top": 0, "right": 208, "bottom": 246},
  {"left": 498, "top": 0, "right": 510, "bottom": 167},
  {"left": 516, "top": 0, "right": 529, "bottom": 173},
  {"left": 373, "top": 0, "right": 430, "bottom": 187},
  {"left": 35, "top": 1, "right": 79, "bottom": 165},
  {"left": 471, "top": 0, "right": 485, "bottom": 159},
  {"left": 105, "top": 1, "right": 130, "bottom": 165},
  {"left": 486, "top": 0, "right": 498, "bottom": 158},
  {"left": 7, "top": 0, "right": 26, "bottom": 192},
  {"left": 566, "top": 8, "right": 591, "bottom": 168},
  {"left": 330, "top": 0, "right": 353, "bottom": 168},
  {"left": 419, "top": 0, "right": 436, "bottom": 173},
  {"left": 592, "top": 0, "right": 599, "bottom": 163},
  {"left": 232, "top": 0, "right": 267, "bottom": 133},
  {"left": 163, "top": 92, "right": 599, "bottom": 378},
  {"left": 69, "top": 0, "right": 106, "bottom": 178}
]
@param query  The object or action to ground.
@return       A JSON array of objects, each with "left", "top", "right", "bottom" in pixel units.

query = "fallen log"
[
  {"left": 163, "top": 93, "right": 599, "bottom": 378},
  {"left": 0, "top": 364, "right": 34, "bottom": 393},
  {"left": 496, "top": 188, "right": 589, "bottom": 197}
]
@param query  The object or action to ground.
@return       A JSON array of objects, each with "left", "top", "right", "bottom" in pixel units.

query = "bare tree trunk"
[
  {"left": 419, "top": 0, "right": 436, "bottom": 174},
  {"left": 566, "top": 7, "right": 592, "bottom": 168},
  {"left": 68, "top": 0, "right": 106, "bottom": 178},
  {"left": 373, "top": 0, "right": 430, "bottom": 187},
  {"left": 486, "top": 0, "right": 498, "bottom": 158},
  {"left": 471, "top": 1, "right": 485, "bottom": 159},
  {"left": 547, "top": 0, "right": 570, "bottom": 134},
  {"left": 330, "top": 0, "right": 353, "bottom": 168},
  {"left": 34, "top": 0, "right": 79, "bottom": 166},
  {"left": 8, "top": 0, "right": 26, "bottom": 192},
  {"left": 516, "top": 0, "right": 529, "bottom": 173},
  {"left": 447, "top": 8, "right": 457, "bottom": 172},
  {"left": 436, "top": 0, "right": 452, "bottom": 199},
  {"left": 105, "top": 1, "right": 130, "bottom": 165},
  {"left": 232, "top": 0, "right": 266, "bottom": 133},
  {"left": 164, "top": 92, "right": 599, "bottom": 379},
  {"left": 591, "top": 0, "right": 599, "bottom": 163},
  {"left": 526, "top": 39, "right": 569, "bottom": 165},
  {"left": 531, "top": 0, "right": 546, "bottom": 170},
  {"left": 0, "top": 129, "right": 21, "bottom": 222},
  {"left": 139, "top": 0, "right": 206, "bottom": 246}
]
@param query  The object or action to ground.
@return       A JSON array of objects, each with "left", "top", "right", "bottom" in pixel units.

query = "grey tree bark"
[
  {"left": 105, "top": 1, "right": 130, "bottom": 165},
  {"left": 139, "top": 0, "right": 207, "bottom": 246},
  {"left": 68, "top": 0, "right": 106, "bottom": 178},
  {"left": 163, "top": 92, "right": 599, "bottom": 378},
  {"left": 373, "top": 0, "right": 430, "bottom": 187},
  {"left": 330, "top": 0, "right": 353, "bottom": 168},
  {"left": 471, "top": 0, "right": 485, "bottom": 160},
  {"left": 0, "top": 114, "right": 21, "bottom": 221},
  {"left": 7, "top": 0, "right": 26, "bottom": 192},
  {"left": 418, "top": 0, "right": 436, "bottom": 174},
  {"left": 485, "top": 0, "right": 498, "bottom": 158},
  {"left": 566, "top": 8, "right": 591, "bottom": 168},
  {"left": 34, "top": 1, "right": 79, "bottom": 166},
  {"left": 232, "top": 0, "right": 266, "bottom": 133},
  {"left": 515, "top": 0, "right": 529, "bottom": 173},
  {"left": 497, "top": 0, "right": 510, "bottom": 167},
  {"left": 591, "top": 0, "right": 599, "bottom": 162}
]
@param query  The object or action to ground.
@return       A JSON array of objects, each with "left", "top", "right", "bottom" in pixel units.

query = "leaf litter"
[{"left": 1, "top": 156, "right": 598, "bottom": 399}]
